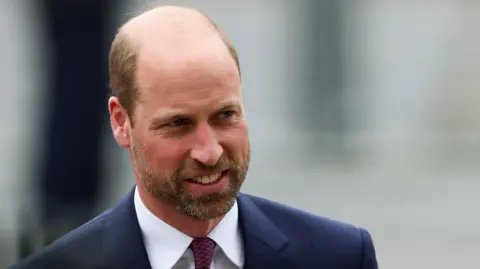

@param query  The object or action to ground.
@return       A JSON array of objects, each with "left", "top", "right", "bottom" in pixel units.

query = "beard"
[{"left": 132, "top": 139, "right": 250, "bottom": 220}]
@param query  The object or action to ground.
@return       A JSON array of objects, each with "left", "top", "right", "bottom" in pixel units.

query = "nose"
[{"left": 189, "top": 124, "right": 223, "bottom": 167}]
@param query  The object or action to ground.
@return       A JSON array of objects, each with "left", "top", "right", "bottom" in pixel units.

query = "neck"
[{"left": 137, "top": 184, "right": 222, "bottom": 238}]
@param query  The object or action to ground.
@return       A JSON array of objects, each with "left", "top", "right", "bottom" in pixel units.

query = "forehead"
[
  {"left": 135, "top": 36, "right": 241, "bottom": 115},
  {"left": 141, "top": 31, "right": 240, "bottom": 92}
]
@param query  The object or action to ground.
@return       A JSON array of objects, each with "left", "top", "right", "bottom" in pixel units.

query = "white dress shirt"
[{"left": 134, "top": 187, "right": 244, "bottom": 269}]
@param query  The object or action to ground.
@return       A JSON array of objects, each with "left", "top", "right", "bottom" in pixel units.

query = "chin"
[{"left": 182, "top": 196, "right": 235, "bottom": 220}]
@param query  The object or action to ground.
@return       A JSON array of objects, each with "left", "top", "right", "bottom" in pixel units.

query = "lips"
[{"left": 186, "top": 170, "right": 227, "bottom": 185}]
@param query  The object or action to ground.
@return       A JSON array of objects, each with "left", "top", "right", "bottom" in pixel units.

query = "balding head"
[
  {"left": 109, "top": 5, "right": 240, "bottom": 122},
  {"left": 122, "top": 6, "right": 215, "bottom": 46}
]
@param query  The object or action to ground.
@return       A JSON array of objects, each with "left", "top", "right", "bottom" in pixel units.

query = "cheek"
[
  {"left": 143, "top": 137, "right": 187, "bottom": 172},
  {"left": 220, "top": 123, "right": 249, "bottom": 153}
]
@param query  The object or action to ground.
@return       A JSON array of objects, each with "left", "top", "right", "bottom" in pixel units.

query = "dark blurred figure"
[{"left": 19, "top": 0, "right": 117, "bottom": 258}]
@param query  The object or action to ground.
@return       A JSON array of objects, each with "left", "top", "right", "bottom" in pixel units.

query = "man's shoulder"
[
  {"left": 241, "top": 193, "right": 369, "bottom": 246},
  {"left": 240, "top": 193, "right": 378, "bottom": 268},
  {"left": 9, "top": 209, "right": 113, "bottom": 269}
]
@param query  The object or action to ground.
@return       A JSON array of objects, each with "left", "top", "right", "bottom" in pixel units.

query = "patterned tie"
[{"left": 189, "top": 237, "right": 217, "bottom": 269}]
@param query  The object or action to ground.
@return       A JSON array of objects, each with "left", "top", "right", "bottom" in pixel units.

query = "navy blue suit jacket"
[{"left": 10, "top": 187, "right": 378, "bottom": 269}]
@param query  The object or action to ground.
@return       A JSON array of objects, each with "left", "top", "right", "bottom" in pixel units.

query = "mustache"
[{"left": 176, "top": 155, "right": 236, "bottom": 178}]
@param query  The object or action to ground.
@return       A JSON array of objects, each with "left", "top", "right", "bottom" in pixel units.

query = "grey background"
[{"left": 1, "top": 1, "right": 480, "bottom": 268}]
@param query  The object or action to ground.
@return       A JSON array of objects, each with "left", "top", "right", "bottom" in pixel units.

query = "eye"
[
  {"left": 218, "top": 110, "right": 235, "bottom": 119},
  {"left": 168, "top": 118, "right": 188, "bottom": 127}
]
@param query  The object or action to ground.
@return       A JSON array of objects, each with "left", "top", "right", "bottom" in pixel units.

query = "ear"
[{"left": 108, "top": 96, "right": 132, "bottom": 148}]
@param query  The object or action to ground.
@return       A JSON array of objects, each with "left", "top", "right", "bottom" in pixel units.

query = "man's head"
[
  {"left": 109, "top": 6, "right": 241, "bottom": 122},
  {"left": 108, "top": 5, "right": 250, "bottom": 221}
]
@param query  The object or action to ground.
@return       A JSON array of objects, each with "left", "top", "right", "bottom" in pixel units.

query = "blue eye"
[
  {"left": 219, "top": 110, "right": 234, "bottom": 118},
  {"left": 169, "top": 118, "right": 187, "bottom": 127}
]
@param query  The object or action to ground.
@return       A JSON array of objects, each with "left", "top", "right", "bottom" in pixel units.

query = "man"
[{"left": 11, "top": 5, "right": 378, "bottom": 269}]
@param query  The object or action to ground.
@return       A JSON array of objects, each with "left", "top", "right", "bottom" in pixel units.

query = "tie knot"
[{"left": 189, "top": 237, "right": 216, "bottom": 269}]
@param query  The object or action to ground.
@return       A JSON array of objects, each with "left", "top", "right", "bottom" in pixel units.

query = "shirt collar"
[
  {"left": 134, "top": 187, "right": 192, "bottom": 269},
  {"left": 134, "top": 187, "right": 244, "bottom": 269},
  {"left": 209, "top": 199, "right": 244, "bottom": 267}
]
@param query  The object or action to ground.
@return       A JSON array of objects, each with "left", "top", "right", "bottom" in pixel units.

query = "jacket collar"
[
  {"left": 237, "top": 193, "right": 299, "bottom": 269},
  {"left": 102, "top": 187, "right": 151, "bottom": 269},
  {"left": 102, "top": 187, "right": 297, "bottom": 269}
]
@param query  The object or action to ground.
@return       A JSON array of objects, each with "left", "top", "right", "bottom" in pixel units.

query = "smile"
[{"left": 187, "top": 170, "right": 227, "bottom": 185}]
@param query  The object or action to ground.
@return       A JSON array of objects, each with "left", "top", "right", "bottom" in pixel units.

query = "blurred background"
[{"left": 1, "top": 0, "right": 479, "bottom": 268}]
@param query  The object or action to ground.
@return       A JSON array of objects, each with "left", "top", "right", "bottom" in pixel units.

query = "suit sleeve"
[{"left": 360, "top": 228, "right": 378, "bottom": 269}]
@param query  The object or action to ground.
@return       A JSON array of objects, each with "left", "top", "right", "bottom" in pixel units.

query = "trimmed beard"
[{"left": 132, "top": 139, "right": 249, "bottom": 220}]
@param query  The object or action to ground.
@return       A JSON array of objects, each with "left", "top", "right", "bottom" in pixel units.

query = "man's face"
[{"left": 130, "top": 38, "right": 249, "bottom": 220}]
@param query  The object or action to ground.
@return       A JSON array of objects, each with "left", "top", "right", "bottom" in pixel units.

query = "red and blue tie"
[{"left": 189, "top": 237, "right": 217, "bottom": 269}]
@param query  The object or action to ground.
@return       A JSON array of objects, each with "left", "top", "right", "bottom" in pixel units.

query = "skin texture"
[{"left": 108, "top": 6, "right": 250, "bottom": 237}]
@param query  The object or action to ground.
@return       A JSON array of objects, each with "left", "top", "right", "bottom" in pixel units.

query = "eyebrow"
[
  {"left": 149, "top": 101, "right": 241, "bottom": 129},
  {"left": 217, "top": 102, "right": 241, "bottom": 112},
  {"left": 149, "top": 111, "right": 187, "bottom": 129}
]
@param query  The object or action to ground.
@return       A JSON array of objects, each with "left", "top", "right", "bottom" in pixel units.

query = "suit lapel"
[
  {"left": 101, "top": 189, "right": 299, "bottom": 268},
  {"left": 237, "top": 194, "right": 299, "bottom": 269},
  {"left": 102, "top": 187, "right": 151, "bottom": 269}
]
